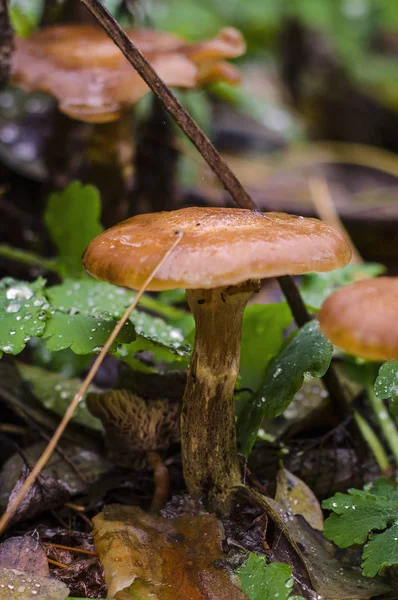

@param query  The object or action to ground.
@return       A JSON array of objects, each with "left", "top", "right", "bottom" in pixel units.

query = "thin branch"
[
  {"left": 0, "top": 232, "right": 184, "bottom": 534},
  {"left": 80, "top": 0, "right": 255, "bottom": 210}
]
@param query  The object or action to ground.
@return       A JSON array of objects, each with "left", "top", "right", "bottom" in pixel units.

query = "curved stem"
[
  {"left": 353, "top": 411, "right": 389, "bottom": 472},
  {"left": 147, "top": 450, "right": 170, "bottom": 512},
  {"left": 367, "top": 383, "right": 398, "bottom": 464},
  {"left": 0, "top": 243, "right": 61, "bottom": 274},
  {"left": 181, "top": 281, "right": 259, "bottom": 513}
]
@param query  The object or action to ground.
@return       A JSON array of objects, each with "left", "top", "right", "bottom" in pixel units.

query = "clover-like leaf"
[
  {"left": 47, "top": 279, "right": 190, "bottom": 358},
  {"left": 374, "top": 361, "right": 398, "bottom": 422},
  {"left": 0, "top": 277, "right": 49, "bottom": 355},
  {"left": 323, "top": 480, "right": 398, "bottom": 576},
  {"left": 237, "top": 554, "right": 303, "bottom": 600},
  {"left": 43, "top": 312, "right": 135, "bottom": 354},
  {"left": 237, "top": 321, "right": 332, "bottom": 456},
  {"left": 44, "top": 182, "right": 103, "bottom": 278},
  {"left": 47, "top": 279, "right": 136, "bottom": 318},
  {"left": 301, "top": 263, "right": 385, "bottom": 310}
]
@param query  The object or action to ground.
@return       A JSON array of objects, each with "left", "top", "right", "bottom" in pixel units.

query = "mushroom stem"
[{"left": 182, "top": 281, "right": 259, "bottom": 513}]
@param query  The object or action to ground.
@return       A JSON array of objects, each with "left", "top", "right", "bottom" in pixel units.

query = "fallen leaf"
[
  {"left": 0, "top": 537, "right": 49, "bottom": 577},
  {"left": 0, "top": 567, "right": 69, "bottom": 599},
  {"left": 275, "top": 468, "right": 324, "bottom": 531},
  {"left": 53, "top": 557, "right": 107, "bottom": 599},
  {"left": 249, "top": 489, "right": 390, "bottom": 599},
  {"left": 0, "top": 441, "right": 111, "bottom": 510},
  {"left": 6, "top": 465, "right": 70, "bottom": 525},
  {"left": 92, "top": 504, "right": 247, "bottom": 599}
]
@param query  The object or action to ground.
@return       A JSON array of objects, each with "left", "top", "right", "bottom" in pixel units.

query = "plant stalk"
[
  {"left": 366, "top": 383, "right": 398, "bottom": 465},
  {"left": 353, "top": 411, "right": 389, "bottom": 472},
  {"left": 0, "top": 243, "right": 61, "bottom": 274},
  {"left": 182, "top": 282, "right": 258, "bottom": 512}
]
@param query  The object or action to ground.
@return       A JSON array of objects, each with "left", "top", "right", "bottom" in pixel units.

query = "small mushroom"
[
  {"left": 87, "top": 390, "right": 180, "bottom": 511},
  {"left": 11, "top": 25, "right": 245, "bottom": 123},
  {"left": 10, "top": 24, "right": 246, "bottom": 222},
  {"left": 318, "top": 277, "right": 398, "bottom": 465},
  {"left": 318, "top": 277, "right": 398, "bottom": 361},
  {"left": 83, "top": 207, "right": 351, "bottom": 512}
]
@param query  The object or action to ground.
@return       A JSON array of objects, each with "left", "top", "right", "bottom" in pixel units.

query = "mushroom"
[
  {"left": 10, "top": 24, "right": 245, "bottom": 222},
  {"left": 11, "top": 25, "right": 245, "bottom": 123},
  {"left": 318, "top": 276, "right": 398, "bottom": 464},
  {"left": 87, "top": 390, "right": 180, "bottom": 511},
  {"left": 82, "top": 207, "right": 351, "bottom": 511},
  {"left": 318, "top": 277, "right": 398, "bottom": 362}
]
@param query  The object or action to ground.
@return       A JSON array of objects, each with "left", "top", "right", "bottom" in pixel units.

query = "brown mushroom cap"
[
  {"left": 82, "top": 207, "right": 351, "bottom": 291},
  {"left": 318, "top": 277, "right": 398, "bottom": 361},
  {"left": 11, "top": 25, "right": 245, "bottom": 123}
]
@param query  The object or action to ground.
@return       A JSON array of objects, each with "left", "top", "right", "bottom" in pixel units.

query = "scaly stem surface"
[{"left": 181, "top": 282, "right": 258, "bottom": 512}]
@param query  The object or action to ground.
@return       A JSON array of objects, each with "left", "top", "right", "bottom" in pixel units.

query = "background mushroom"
[
  {"left": 83, "top": 206, "right": 351, "bottom": 512},
  {"left": 10, "top": 24, "right": 245, "bottom": 223},
  {"left": 319, "top": 277, "right": 398, "bottom": 465},
  {"left": 319, "top": 277, "right": 398, "bottom": 362},
  {"left": 87, "top": 390, "right": 180, "bottom": 512}
]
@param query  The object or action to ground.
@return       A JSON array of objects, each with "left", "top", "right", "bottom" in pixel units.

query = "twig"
[
  {"left": 43, "top": 542, "right": 98, "bottom": 557},
  {"left": 0, "top": 232, "right": 184, "bottom": 534},
  {"left": 308, "top": 177, "right": 363, "bottom": 264},
  {"left": 47, "top": 558, "right": 67, "bottom": 569},
  {"left": 80, "top": 0, "right": 255, "bottom": 210},
  {"left": 0, "top": 424, "right": 28, "bottom": 435}
]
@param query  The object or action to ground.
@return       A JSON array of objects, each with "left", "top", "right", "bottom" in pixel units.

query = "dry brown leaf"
[
  {"left": 0, "top": 537, "right": 49, "bottom": 577},
  {"left": 92, "top": 504, "right": 247, "bottom": 599},
  {"left": 275, "top": 468, "right": 324, "bottom": 531}
]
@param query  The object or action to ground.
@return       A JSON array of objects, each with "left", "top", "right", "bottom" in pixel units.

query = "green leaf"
[
  {"left": 9, "top": 0, "right": 44, "bottom": 37},
  {"left": 18, "top": 363, "right": 103, "bottom": 431},
  {"left": 237, "top": 303, "right": 292, "bottom": 416},
  {"left": 43, "top": 312, "right": 135, "bottom": 354},
  {"left": 374, "top": 361, "right": 398, "bottom": 422},
  {"left": 323, "top": 480, "right": 398, "bottom": 576},
  {"left": 237, "top": 554, "right": 302, "bottom": 600},
  {"left": 44, "top": 182, "right": 103, "bottom": 278},
  {"left": 300, "top": 263, "right": 385, "bottom": 310},
  {"left": 47, "top": 279, "right": 136, "bottom": 319},
  {"left": 237, "top": 321, "right": 332, "bottom": 456},
  {"left": 362, "top": 522, "right": 398, "bottom": 578},
  {"left": 47, "top": 279, "right": 190, "bottom": 357},
  {"left": 261, "top": 321, "right": 333, "bottom": 419},
  {"left": 0, "top": 277, "right": 50, "bottom": 355}
]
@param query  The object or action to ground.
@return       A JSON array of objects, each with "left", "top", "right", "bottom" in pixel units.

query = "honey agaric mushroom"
[
  {"left": 318, "top": 277, "right": 398, "bottom": 464},
  {"left": 82, "top": 207, "right": 351, "bottom": 512},
  {"left": 11, "top": 25, "right": 245, "bottom": 123}
]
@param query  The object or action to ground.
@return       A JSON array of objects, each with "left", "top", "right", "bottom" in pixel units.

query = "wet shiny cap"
[
  {"left": 318, "top": 277, "right": 398, "bottom": 361},
  {"left": 11, "top": 25, "right": 245, "bottom": 123},
  {"left": 82, "top": 207, "right": 351, "bottom": 291}
]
